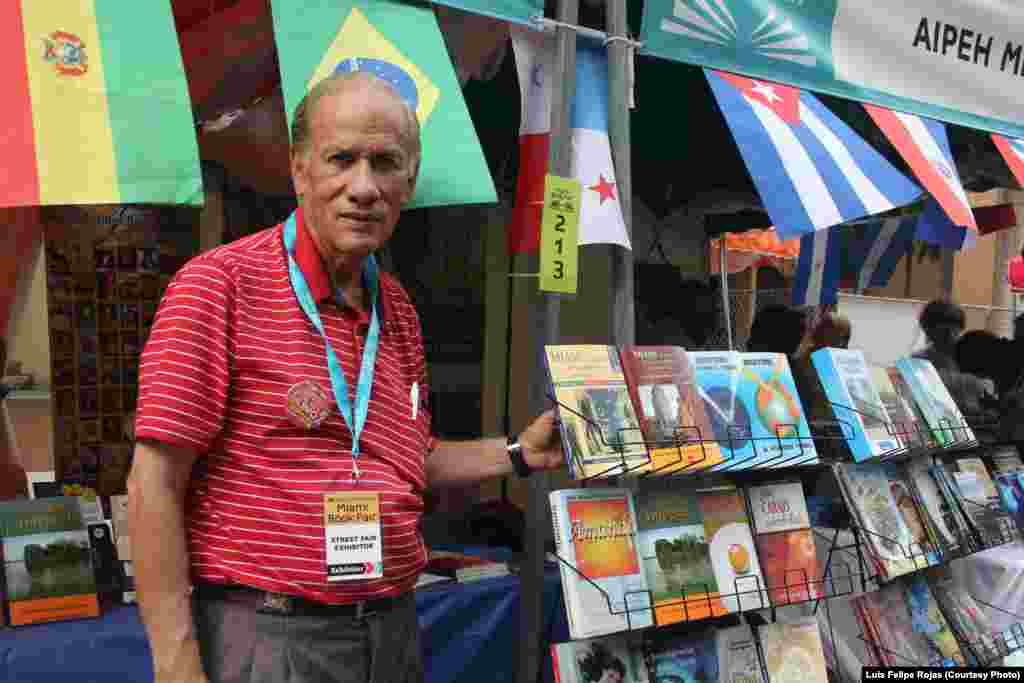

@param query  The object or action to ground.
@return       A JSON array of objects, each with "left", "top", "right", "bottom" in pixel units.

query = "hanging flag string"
[{"left": 529, "top": 15, "right": 643, "bottom": 49}]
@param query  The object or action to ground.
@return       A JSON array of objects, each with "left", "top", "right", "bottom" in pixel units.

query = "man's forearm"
[
  {"left": 425, "top": 437, "right": 510, "bottom": 488},
  {"left": 128, "top": 442, "right": 206, "bottom": 682}
]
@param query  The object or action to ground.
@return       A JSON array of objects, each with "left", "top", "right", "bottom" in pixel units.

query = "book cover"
[
  {"left": 882, "top": 463, "right": 940, "bottom": 567},
  {"left": 905, "top": 459, "right": 965, "bottom": 557},
  {"left": 550, "top": 488, "right": 653, "bottom": 639},
  {"left": 834, "top": 463, "right": 921, "bottom": 580},
  {"left": 619, "top": 346, "right": 723, "bottom": 473},
  {"left": 952, "top": 471, "right": 1009, "bottom": 544},
  {"left": 688, "top": 351, "right": 747, "bottom": 468},
  {"left": 995, "top": 472, "right": 1024, "bottom": 534},
  {"left": 545, "top": 345, "right": 649, "bottom": 478},
  {"left": 551, "top": 634, "right": 649, "bottom": 683},
  {"left": 871, "top": 366, "right": 917, "bottom": 450},
  {"left": 649, "top": 631, "right": 719, "bottom": 683},
  {"left": 748, "top": 482, "right": 823, "bottom": 605},
  {"left": 811, "top": 349, "right": 899, "bottom": 461},
  {"left": 759, "top": 616, "right": 829, "bottom": 683},
  {"left": 887, "top": 367, "right": 938, "bottom": 449},
  {"left": 634, "top": 484, "right": 725, "bottom": 625},
  {"left": 737, "top": 353, "right": 818, "bottom": 468},
  {"left": 716, "top": 624, "right": 766, "bottom": 683},
  {"left": 855, "top": 576, "right": 966, "bottom": 667},
  {"left": 0, "top": 497, "right": 100, "bottom": 626},
  {"left": 894, "top": 358, "right": 974, "bottom": 446},
  {"left": 991, "top": 446, "right": 1024, "bottom": 475},
  {"left": 699, "top": 487, "right": 768, "bottom": 613},
  {"left": 956, "top": 458, "right": 999, "bottom": 503},
  {"left": 925, "top": 565, "right": 1002, "bottom": 665}
]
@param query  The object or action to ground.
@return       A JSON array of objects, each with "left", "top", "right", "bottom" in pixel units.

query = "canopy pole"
[
  {"left": 606, "top": 0, "right": 633, "bottom": 346},
  {"left": 720, "top": 242, "right": 734, "bottom": 350},
  {"left": 516, "top": 1, "right": 576, "bottom": 681}
]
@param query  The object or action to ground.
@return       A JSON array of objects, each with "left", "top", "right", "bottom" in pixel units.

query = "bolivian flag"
[
  {"left": 0, "top": 1, "right": 203, "bottom": 207},
  {"left": 272, "top": 0, "right": 496, "bottom": 208}
]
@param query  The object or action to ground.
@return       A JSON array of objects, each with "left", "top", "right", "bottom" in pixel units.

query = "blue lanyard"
[{"left": 283, "top": 212, "right": 380, "bottom": 481}]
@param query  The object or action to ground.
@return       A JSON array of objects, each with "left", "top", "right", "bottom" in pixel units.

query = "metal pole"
[
  {"left": 720, "top": 242, "right": 734, "bottom": 350},
  {"left": 516, "top": 1, "right": 576, "bottom": 681},
  {"left": 605, "top": 0, "right": 634, "bottom": 347}
]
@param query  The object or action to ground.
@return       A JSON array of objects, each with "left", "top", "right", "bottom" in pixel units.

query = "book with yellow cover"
[
  {"left": 545, "top": 345, "right": 649, "bottom": 479},
  {"left": 550, "top": 488, "right": 653, "bottom": 639},
  {"left": 759, "top": 616, "right": 829, "bottom": 683},
  {"left": 0, "top": 497, "right": 100, "bottom": 626},
  {"left": 619, "top": 346, "right": 723, "bottom": 473}
]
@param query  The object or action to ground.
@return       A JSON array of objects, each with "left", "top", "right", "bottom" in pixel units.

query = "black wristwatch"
[{"left": 507, "top": 434, "right": 533, "bottom": 478}]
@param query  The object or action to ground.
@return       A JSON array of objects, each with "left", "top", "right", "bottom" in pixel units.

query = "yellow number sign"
[{"left": 539, "top": 174, "right": 581, "bottom": 294}]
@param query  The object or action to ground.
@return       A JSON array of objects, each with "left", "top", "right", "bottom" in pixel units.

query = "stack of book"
[
  {"left": 544, "top": 345, "right": 817, "bottom": 480},
  {"left": 551, "top": 480, "right": 827, "bottom": 639}
]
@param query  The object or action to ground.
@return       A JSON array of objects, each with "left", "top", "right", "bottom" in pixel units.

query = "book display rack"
[{"left": 542, "top": 344, "right": 1024, "bottom": 682}]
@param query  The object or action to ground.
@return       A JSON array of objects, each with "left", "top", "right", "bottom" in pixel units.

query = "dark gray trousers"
[{"left": 193, "top": 592, "right": 424, "bottom": 683}]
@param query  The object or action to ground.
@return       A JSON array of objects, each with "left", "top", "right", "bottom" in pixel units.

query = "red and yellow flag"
[{"left": 0, "top": 1, "right": 202, "bottom": 207}]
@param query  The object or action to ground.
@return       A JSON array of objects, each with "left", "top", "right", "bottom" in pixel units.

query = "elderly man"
[{"left": 129, "top": 71, "right": 564, "bottom": 683}]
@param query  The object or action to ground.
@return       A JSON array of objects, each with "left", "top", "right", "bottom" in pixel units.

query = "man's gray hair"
[{"left": 290, "top": 71, "right": 422, "bottom": 176}]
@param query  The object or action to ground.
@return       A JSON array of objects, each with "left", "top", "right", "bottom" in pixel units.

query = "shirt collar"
[{"left": 288, "top": 207, "right": 389, "bottom": 323}]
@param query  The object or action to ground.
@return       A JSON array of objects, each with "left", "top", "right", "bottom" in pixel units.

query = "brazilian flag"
[{"left": 272, "top": 0, "right": 497, "bottom": 208}]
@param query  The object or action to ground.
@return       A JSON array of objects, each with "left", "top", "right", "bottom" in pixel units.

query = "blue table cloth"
[{"left": 0, "top": 568, "right": 569, "bottom": 683}]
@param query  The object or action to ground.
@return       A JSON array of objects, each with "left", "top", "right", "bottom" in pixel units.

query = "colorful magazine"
[
  {"left": 748, "top": 481, "right": 824, "bottom": 605},
  {"left": 759, "top": 616, "right": 829, "bottom": 683},
  {"left": 550, "top": 488, "right": 653, "bottom": 639},
  {"left": 0, "top": 497, "right": 100, "bottom": 626},
  {"left": 834, "top": 463, "right": 922, "bottom": 580},
  {"left": 895, "top": 358, "right": 974, "bottom": 446},
  {"left": 853, "top": 575, "right": 966, "bottom": 667},
  {"left": 619, "top": 346, "right": 723, "bottom": 473},
  {"left": 545, "top": 345, "right": 649, "bottom": 478},
  {"left": 551, "top": 633, "right": 649, "bottom": 683},
  {"left": 811, "top": 349, "right": 899, "bottom": 461}
]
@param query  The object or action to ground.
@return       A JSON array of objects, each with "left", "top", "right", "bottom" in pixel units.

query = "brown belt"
[{"left": 192, "top": 581, "right": 405, "bottom": 619}]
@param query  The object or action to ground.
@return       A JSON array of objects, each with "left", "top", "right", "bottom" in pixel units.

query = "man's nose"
[{"left": 347, "top": 161, "right": 382, "bottom": 204}]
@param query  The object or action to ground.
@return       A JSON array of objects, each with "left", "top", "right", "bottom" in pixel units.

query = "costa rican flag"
[
  {"left": 508, "top": 29, "right": 629, "bottom": 253},
  {"left": 992, "top": 134, "right": 1024, "bottom": 189},
  {"left": 704, "top": 70, "right": 921, "bottom": 241},
  {"left": 864, "top": 105, "right": 976, "bottom": 231},
  {"left": 793, "top": 217, "right": 916, "bottom": 306}
]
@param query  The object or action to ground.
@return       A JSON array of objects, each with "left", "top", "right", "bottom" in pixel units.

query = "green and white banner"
[{"left": 641, "top": 0, "right": 1024, "bottom": 139}]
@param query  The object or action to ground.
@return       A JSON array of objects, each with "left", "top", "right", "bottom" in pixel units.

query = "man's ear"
[
  {"left": 404, "top": 158, "right": 420, "bottom": 204},
  {"left": 291, "top": 150, "right": 310, "bottom": 198}
]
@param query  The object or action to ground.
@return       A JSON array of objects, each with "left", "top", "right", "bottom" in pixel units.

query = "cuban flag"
[
  {"left": 704, "top": 70, "right": 922, "bottom": 241},
  {"left": 793, "top": 217, "right": 916, "bottom": 306},
  {"left": 864, "top": 105, "right": 976, "bottom": 231},
  {"left": 509, "top": 28, "right": 629, "bottom": 254},
  {"left": 914, "top": 196, "right": 977, "bottom": 250},
  {"left": 992, "top": 134, "right": 1024, "bottom": 189}
]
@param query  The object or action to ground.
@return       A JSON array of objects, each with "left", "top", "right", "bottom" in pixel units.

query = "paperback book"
[
  {"left": 550, "top": 488, "right": 653, "bottom": 639},
  {"left": 0, "top": 497, "right": 100, "bottom": 626},
  {"left": 894, "top": 358, "right": 974, "bottom": 446},
  {"left": 758, "top": 616, "right": 829, "bottom": 683},
  {"left": 925, "top": 564, "right": 1003, "bottom": 665},
  {"left": 834, "top": 463, "right": 923, "bottom": 580},
  {"left": 905, "top": 459, "right": 965, "bottom": 558},
  {"left": 951, "top": 470, "right": 1010, "bottom": 545},
  {"left": 716, "top": 624, "right": 766, "bottom": 683},
  {"left": 649, "top": 630, "right": 719, "bottom": 683},
  {"left": 887, "top": 367, "right": 938, "bottom": 449},
  {"left": 545, "top": 345, "right": 649, "bottom": 478},
  {"left": 854, "top": 575, "right": 966, "bottom": 667},
  {"left": 619, "top": 346, "right": 723, "bottom": 473},
  {"left": 871, "top": 366, "right": 920, "bottom": 450},
  {"left": 882, "top": 463, "right": 940, "bottom": 567},
  {"left": 811, "top": 349, "right": 899, "bottom": 461},
  {"left": 748, "top": 481, "right": 823, "bottom": 606},
  {"left": 551, "top": 633, "right": 649, "bottom": 683}
]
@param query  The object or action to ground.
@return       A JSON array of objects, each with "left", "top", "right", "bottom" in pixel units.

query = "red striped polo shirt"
[{"left": 135, "top": 209, "right": 433, "bottom": 603}]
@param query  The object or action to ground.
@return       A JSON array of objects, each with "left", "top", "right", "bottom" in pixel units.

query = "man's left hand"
[{"left": 518, "top": 409, "right": 565, "bottom": 472}]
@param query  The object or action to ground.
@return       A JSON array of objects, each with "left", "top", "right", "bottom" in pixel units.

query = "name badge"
[{"left": 324, "top": 492, "right": 384, "bottom": 582}]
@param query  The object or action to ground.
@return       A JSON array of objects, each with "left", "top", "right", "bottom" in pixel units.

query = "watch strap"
[{"left": 506, "top": 435, "right": 533, "bottom": 478}]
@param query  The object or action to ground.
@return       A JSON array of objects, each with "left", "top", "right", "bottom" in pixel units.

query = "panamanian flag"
[
  {"left": 793, "top": 217, "right": 917, "bottom": 306},
  {"left": 509, "top": 28, "right": 629, "bottom": 253},
  {"left": 864, "top": 105, "right": 976, "bottom": 232},
  {"left": 992, "top": 134, "right": 1024, "bottom": 189},
  {"left": 704, "top": 70, "right": 922, "bottom": 241}
]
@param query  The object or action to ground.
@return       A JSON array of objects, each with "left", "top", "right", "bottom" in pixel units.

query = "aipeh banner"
[{"left": 641, "top": 0, "right": 1024, "bottom": 140}]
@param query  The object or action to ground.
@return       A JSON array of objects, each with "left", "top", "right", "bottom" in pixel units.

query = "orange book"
[{"left": 749, "top": 482, "right": 824, "bottom": 606}]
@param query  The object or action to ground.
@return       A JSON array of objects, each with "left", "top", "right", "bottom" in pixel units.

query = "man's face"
[{"left": 291, "top": 82, "right": 417, "bottom": 262}]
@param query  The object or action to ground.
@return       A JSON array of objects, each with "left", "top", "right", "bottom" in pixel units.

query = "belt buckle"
[{"left": 261, "top": 591, "right": 295, "bottom": 615}]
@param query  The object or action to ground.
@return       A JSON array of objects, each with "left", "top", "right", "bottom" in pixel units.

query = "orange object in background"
[{"left": 710, "top": 228, "right": 799, "bottom": 276}]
